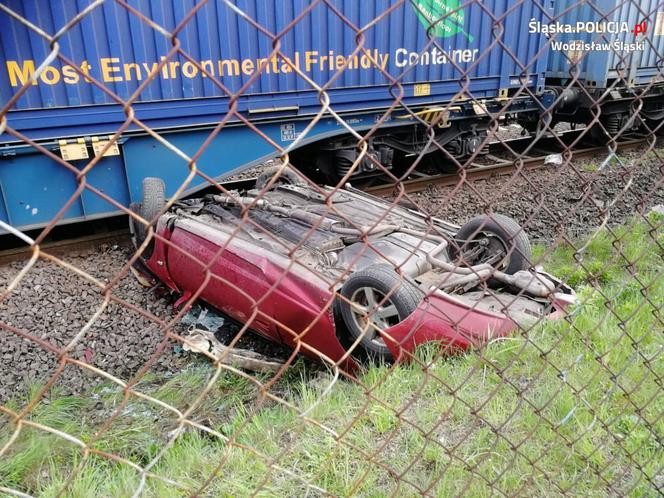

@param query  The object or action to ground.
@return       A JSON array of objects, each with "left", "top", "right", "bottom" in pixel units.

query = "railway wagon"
[
  {"left": 544, "top": 0, "right": 664, "bottom": 134},
  {"left": 0, "top": 0, "right": 551, "bottom": 232}
]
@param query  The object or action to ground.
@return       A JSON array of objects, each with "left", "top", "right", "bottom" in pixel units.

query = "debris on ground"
[
  {"left": 544, "top": 153, "right": 563, "bottom": 165},
  {"left": 181, "top": 303, "right": 226, "bottom": 332},
  {"left": 183, "top": 328, "right": 285, "bottom": 373}
]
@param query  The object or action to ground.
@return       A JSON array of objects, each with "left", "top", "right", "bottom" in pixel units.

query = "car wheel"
[
  {"left": 338, "top": 265, "right": 422, "bottom": 361},
  {"left": 135, "top": 177, "right": 165, "bottom": 258},
  {"left": 452, "top": 214, "right": 531, "bottom": 275},
  {"left": 255, "top": 165, "right": 306, "bottom": 190},
  {"left": 140, "top": 177, "right": 166, "bottom": 221}
]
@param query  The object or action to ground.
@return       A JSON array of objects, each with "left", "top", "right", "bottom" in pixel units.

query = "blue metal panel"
[
  {"left": 0, "top": 0, "right": 554, "bottom": 231},
  {"left": 80, "top": 155, "right": 130, "bottom": 215},
  {"left": 0, "top": 93, "right": 545, "bottom": 232},
  {"left": 122, "top": 126, "right": 280, "bottom": 203},
  {"left": 0, "top": 143, "right": 131, "bottom": 230},
  {"left": 120, "top": 110, "right": 425, "bottom": 203},
  {"left": 0, "top": 0, "right": 551, "bottom": 141},
  {"left": 0, "top": 180, "right": 9, "bottom": 225},
  {"left": 0, "top": 150, "right": 84, "bottom": 227}
]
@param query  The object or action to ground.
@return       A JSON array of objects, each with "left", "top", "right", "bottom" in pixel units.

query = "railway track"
[
  {"left": 0, "top": 130, "right": 650, "bottom": 264},
  {"left": 0, "top": 229, "right": 130, "bottom": 265},
  {"left": 362, "top": 130, "right": 647, "bottom": 196},
  {"left": 219, "top": 129, "right": 648, "bottom": 198}
]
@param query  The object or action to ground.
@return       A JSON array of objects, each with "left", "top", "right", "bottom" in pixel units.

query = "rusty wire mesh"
[{"left": 0, "top": 0, "right": 662, "bottom": 496}]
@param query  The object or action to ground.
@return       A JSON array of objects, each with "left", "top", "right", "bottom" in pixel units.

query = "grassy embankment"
[{"left": 1, "top": 213, "right": 662, "bottom": 497}]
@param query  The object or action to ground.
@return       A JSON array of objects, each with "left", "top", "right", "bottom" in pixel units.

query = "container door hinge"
[
  {"left": 91, "top": 135, "right": 120, "bottom": 157},
  {"left": 58, "top": 138, "right": 88, "bottom": 161}
]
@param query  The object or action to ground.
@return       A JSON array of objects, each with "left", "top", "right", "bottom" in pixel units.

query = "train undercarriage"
[
  {"left": 290, "top": 119, "right": 491, "bottom": 184},
  {"left": 290, "top": 95, "right": 548, "bottom": 184},
  {"left": 291, "top": 83, "right": 664, "bottom": 186}
]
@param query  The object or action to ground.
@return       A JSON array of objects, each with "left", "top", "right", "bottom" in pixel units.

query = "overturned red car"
[{"left": 130, "top": 168, "right": 575, "bottom": 370}]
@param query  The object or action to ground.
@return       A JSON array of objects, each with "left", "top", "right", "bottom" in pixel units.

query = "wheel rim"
[{"left": 349, "top": 287, "right": 401, "bottom": 347}]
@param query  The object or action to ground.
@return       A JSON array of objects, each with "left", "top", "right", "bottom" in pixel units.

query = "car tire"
[
  {"left": 135, "top": 177, "right": 166, "bottom": 259},
  {"left": 255, "top": 165, "right": 306, "bottom": 190},
  {"left": 452, "top": 214, "right": 531, "bottom": 275},
  {"left": 140, "top": 177, "right": 166, "bottom": 222},
  {"left": 338, "top": 264, "right": 422, "bottom": 362}
]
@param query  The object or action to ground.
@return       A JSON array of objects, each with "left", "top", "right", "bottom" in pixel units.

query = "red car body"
[{"left": 134, "top": 181, "right": 575, "bottom": 370}]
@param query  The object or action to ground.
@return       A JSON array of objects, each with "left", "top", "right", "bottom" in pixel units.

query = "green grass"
[
  {"left": 580, "top": 152, "right": 630, "bottom": 172},
  {"left": 1, "top": 214, "right": 662, "bottom": 497}
]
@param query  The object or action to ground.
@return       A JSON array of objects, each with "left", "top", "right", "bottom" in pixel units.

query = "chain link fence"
[{"left": 0, "top": 0, "right": 662, "bottom": 496}]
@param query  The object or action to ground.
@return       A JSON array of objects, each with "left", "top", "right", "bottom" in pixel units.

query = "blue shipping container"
[{"left": 0, "top": 0, "right": 551, "bottom": 230}]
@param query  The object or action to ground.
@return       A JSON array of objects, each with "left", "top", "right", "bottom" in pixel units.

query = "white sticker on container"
[
  {"left": 655, "top": 12, "right": 664, "bottom": 36},
  {"left": 280, "top": 123, "right": 299, "bottom": 142}
]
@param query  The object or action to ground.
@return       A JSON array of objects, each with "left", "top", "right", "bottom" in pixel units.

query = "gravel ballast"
[
  {"left": 0, "top": 246, "right": 186, "bottom": 403},
  {"left": 1, "top": 148, "right": 662, "bottom": 401},
  {"left": 412, "top": 149, "right": 664, "bottom": 242}
]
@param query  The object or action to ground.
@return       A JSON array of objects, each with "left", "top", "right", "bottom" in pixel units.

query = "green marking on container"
[{"left": 412, "top": 0, "right": 475, "bottom": 43}]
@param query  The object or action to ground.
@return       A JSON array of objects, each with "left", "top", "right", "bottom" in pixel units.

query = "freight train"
[{"left": 0, "top": 0, "right": 662, "bottom": 231}]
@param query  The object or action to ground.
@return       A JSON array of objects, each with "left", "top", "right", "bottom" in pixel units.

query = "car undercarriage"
[{"left": 130, "top": 172, "right": 576, "bottom": 368}]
